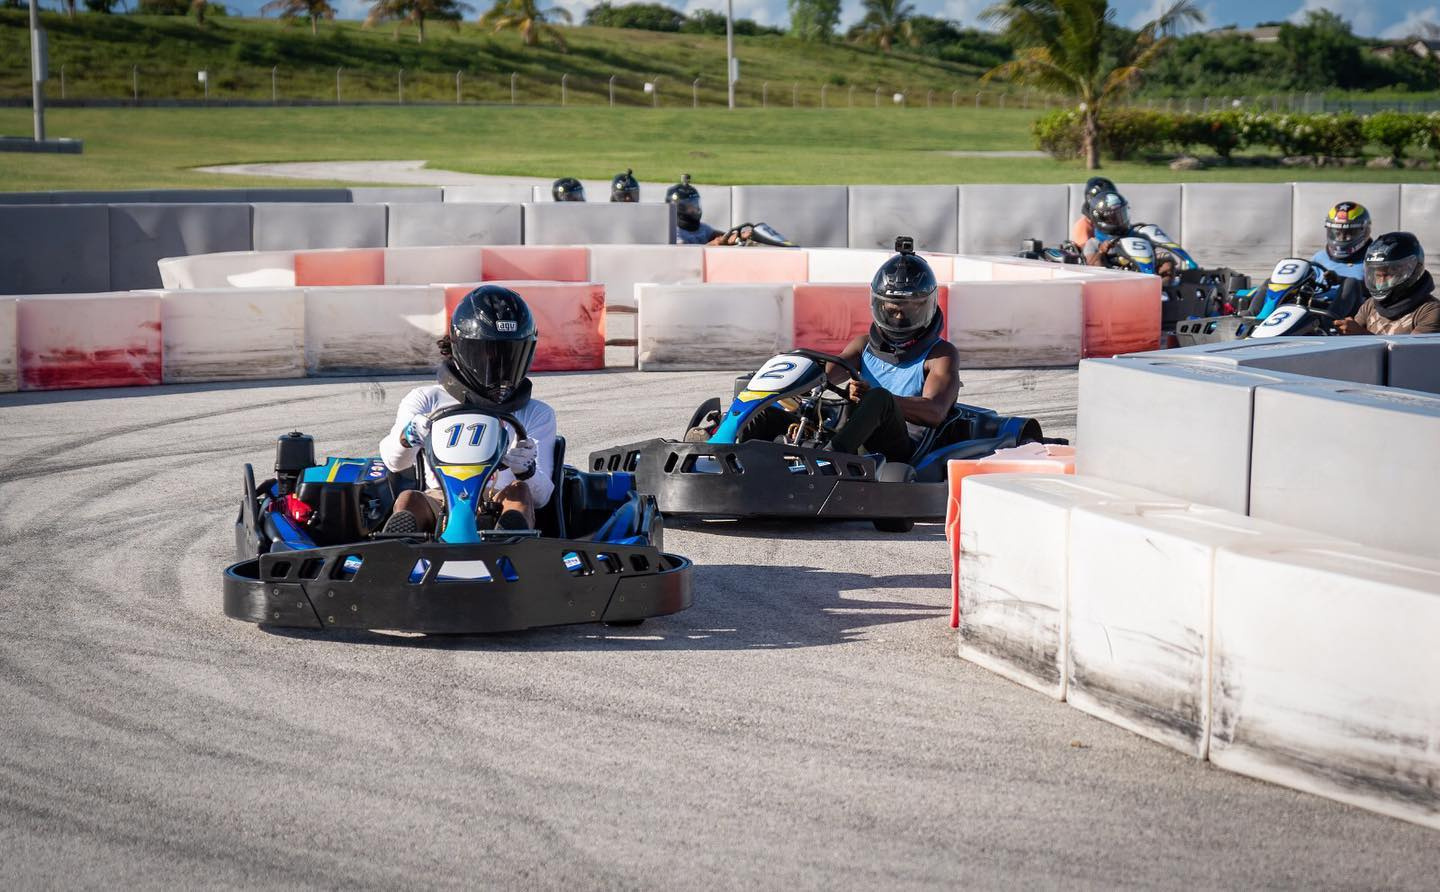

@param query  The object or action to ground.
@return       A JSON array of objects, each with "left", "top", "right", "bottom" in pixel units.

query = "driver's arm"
[
  {"left": 894, "top": 343, "right": 961, "bottom": 428},
  {"left": 825, "top": 335, "right": 868, "bottom": 385},
  {"left": 490, "top": 404, "right": 558, "bottom": 506},
  {"left": 380, "top": 389, "right": 431, "bottom": 472}
]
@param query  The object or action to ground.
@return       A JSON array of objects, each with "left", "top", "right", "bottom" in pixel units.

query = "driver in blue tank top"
[
  {"left": 377, "top": 286, "right": 558, "bottom": 536},
  {"left": 821, "top": 238, "right": 961, "bottom": 462}
]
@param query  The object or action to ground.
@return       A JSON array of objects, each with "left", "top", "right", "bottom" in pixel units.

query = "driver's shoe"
[
  {"left": 683, "top": 410, "right": 721, "bottom": 442},
  {"left": 381, "top": 510, "right": 419, "bottom": 535},
  {"left": 497, "top": 509, "right": 530, "bottom": 531}
]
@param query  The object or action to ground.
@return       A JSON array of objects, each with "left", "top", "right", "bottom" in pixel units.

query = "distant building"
[
  {"left": 1204, "top": 25, "right": 1282, "bottom": 43},
  {"left": 1372, "top": 38, "right": 1440, "bottom": 60}
]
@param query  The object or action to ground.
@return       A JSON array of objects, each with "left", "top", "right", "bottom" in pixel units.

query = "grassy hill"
[{"left": 0, "top": 11, "right": 1015, "bottom": 107}]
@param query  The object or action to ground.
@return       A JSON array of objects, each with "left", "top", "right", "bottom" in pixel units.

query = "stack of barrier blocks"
[{"left": 950, "top": 336, "right": 1440, "bottom": 830}]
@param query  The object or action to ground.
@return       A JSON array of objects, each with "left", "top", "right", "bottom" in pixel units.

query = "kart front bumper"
[
  {"left": 223, "top": 537, "right": 692, "bottom": 633},
  {"left": 588, "top": 439, "right": 946, "bottom": 522}
]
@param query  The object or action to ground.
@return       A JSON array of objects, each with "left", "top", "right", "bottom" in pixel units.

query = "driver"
[
  {"left": 824, "top": 240, "right": 961, "bottom": 461},
  {"left": 666, "top": 174, "right": 725, "bottom": 245},
  {"left": 1071, "top": 176, "right": 1118, "bottom": 246},
  {"left": 552, "top": 177, "right": 585, "bottom": 202},
  {"left": 379, "top": 286, "right": 558, "bottom": 533},
  {"left": 610, "top": 169, "right": 640, "bottom": 203},
  {"left": 1335, "top": 232, "right": 1440, "bottom": 336},
  {"left": 1309, "top": 201, "right": 1370, "bottom": 318},
  {"left": 1082, "top": 190, "right": 1131, "bottom": 266}
]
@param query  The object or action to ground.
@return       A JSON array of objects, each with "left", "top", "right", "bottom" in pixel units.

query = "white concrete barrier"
[
  {"left": 1181, "top": 184, "right": 1292, "bottom": 276},
  {"left": 1381, "top": 334, "right": 1440, "bottom": 394},
  {"left": 1210, "top": 540, "right": 1440, "bottom": 830},
  {"left": 1290, "top": 183, "right": 1400, "bottom": 261},
  {"left": 0, "top": 298, "right": 15, "bottom": 393},
  {"left": 1399, "top": 184, "right": 1440, "bottom": 253},
  {"left": 386, "top": 202, "right": 522, "bottom": 247},
  {"left": 1066, "top": 182, "right": 1183, "bottom": 247},
  {"left": 158, "top": 250, "right": 297, "bottom": 289},
  {"left": 1077, "top": 357, "right": 1306, "bottom": 514},
  {"left": 587, "top": 244, "right": 704, "bottom": 310},
  {"left": 848, "top": 186, "right": 959, "bottom": 253},
  {"left": 1137, "top": 338, "right": 1387, "bottom": 386},
  {"left": 956, "top": 473, "right": 1182, "bottom": 700},
  {"left": 384, "top": 246, "right": 484, "bottom": 286},
  {"left": 732, "top": 186, "right": 849, "bottom": 248},
  {"left": 303, "top": 286, "right": 444, "bottom": 376},
  {"left": 957, "top": 185, "right": 1069, "bottom": 255},
  {"left": 1067, "top": 502, "right": 1336, "bottom": 758},
  {"left": 524, "top": 202, "right": 676, "bottom": 245},
  {"left": 442, "top": 184, "right": 535, "bottom": 204},
  {"left": 947, "top": 280, "right": 1083, "bottom": 368},
  {"left": 161, "top": 288, "right": 305, "bottom": 383},
  {"left": 805, "top": 248, "right": 890, "bottom": 284},
  {"left": 1249, "top": 380, "right": 1440, "bottom": 560},
  {"left": 636, "top": 283, "right": 792, "bottom": 371}
]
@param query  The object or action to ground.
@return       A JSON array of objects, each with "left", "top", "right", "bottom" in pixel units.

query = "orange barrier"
[
  {"left": 704, "top": 247, "right": 808, "bottom": 284},
  {"left": 480, "top": 246, "right": 589, "bottom": 283},
  {"left": 1080, "top": 276, "right": 1163, "bottom": 358},
  {"left": 793, "top": 284, "right": 950, "bottom": 356},
  {"left": 947, "top": 445, "right": 1077, "bottom": 628},
  {"left": 293, "top": 249, "right": 385, "bottom": 287},
  {"left": 18, "top": 293, "right": 163, "bottom": 390},
  {"left": 445, "top": 281, "right": 606, "bottom": 372}
]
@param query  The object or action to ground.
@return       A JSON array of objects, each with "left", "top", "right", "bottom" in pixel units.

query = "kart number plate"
[
  {"left": 746, "top": 356, "right": 818, "bottom": 393},
  {"left": 1134, "top": 223, "right": 1174, "bottom": 246},
  {"left": 1253, "top": 305, "right": 1306, "bottom": 337},
  {"left": 431, "top": 411, "right": 503, "bottom": 465},
  {"left": 1269, "top": 259, "right": 1310, "bottom": 286},
  {"left": 1121, "top": 237, "right": 1154, "bottom": 260}
]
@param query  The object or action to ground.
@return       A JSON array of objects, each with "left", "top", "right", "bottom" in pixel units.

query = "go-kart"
[
  {"left": 718, "top": 221, "right": 796, "bottom": 247},
  {"left": 1174, "top": 257, "right": 1356, "bottom": 344},
  {"left": 588, "top": 348, "right": 1058, "bottom": 532},
  {"left": 224, "top": 405, "right": 693, "bottom": 634}
]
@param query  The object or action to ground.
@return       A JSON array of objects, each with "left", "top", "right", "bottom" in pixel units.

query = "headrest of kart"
[
  {"left": 439, "top": 362, "right": 532, "bottom": 411},
  {"left": 867, "top": 310, "right": 944, "bottom": 367}
]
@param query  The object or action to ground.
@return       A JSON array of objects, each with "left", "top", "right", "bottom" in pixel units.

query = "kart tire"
[
  {"left": 684, "top": 397, "right": 723, "bottom": 439},
  {"left": 873, "top": 462, "right": 916, "bottom": 533}
]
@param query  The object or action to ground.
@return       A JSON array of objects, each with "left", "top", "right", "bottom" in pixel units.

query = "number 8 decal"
[{"left": 1277, "top": 262, "right": 1299, "bottom": 278}]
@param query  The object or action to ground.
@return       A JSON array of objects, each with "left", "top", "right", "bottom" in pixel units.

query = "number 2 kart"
[
  {"left": 588, "top": 349, "right": 1060, "bottom": 532},
  {"left": 224, "top": 405, "right": 693, "bottom": 634}
]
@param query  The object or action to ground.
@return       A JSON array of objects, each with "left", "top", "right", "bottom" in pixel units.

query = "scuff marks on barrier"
[
  {"left": 163, "top": 347, "right": 306, "bottom": 384},
  {"left": 1067, "top": 627, "right": 1208, "bottom": 757},
  {"left": 21, "top": 348, "right": 163, "bottom": 390},
  {"left": 957, "top": 542, "right": 1064, "bottom": 696}
]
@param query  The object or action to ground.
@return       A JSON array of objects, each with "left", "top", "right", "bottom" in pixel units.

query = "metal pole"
[
  {"left": 848, "top": 85, "right": 853, "bottom": 107},
  {"left": 652, "top": 77, "right": 659, "bottom": 108},
  {"left": 561, "top": 73, "right": 567, "bottom": 106},
  {"left": 762, "top": 81, "right": 767, "bottom": 107},
  {"left": 60, "top": 64, "right": 65, "bottom": 100},
  {"left": 397, "top": 69, "right": 403, "bottom": 104},
  {"left": 271, "top": 65, "right": 277, "bottom": 104},
  {"left": 132, "top": 65, "right": 138, "bottom": 104},
  {"left": 203, "top": 71, "right": 208, "bottom": 102},
  {"left": 926, "top": 89, "right": 932, "bottom": 108},
  {"left": 511, "top": 72, "right": 517, "bottom": 105},
  {"left": 28, "top": 0, "right": 43, "bottom": 141},
  {"left": 336, "top": 67, "right": 341, "bottom": 103},
  {"left": 792, "top": 82, "right": 797, "bottom": 108},
  {"left": 725, "top": 0, "right": 735, "bottom": 109},
  {"left": 874, "top": 86, "right": 880, "bottom": 108},
  {"left": 456, "top": 70, "right": 461, "bottom": 104},
  {"left": 974, "top": 91, "right": 981, "bottom": 109},
  {"left": 609, "top": 75, "right": 615, "bottom": 106},
  {"left": 952, "top": 90, "right": 958, "bottom": 108},
  {"left": 821, "top": 84, "right": 827, "bottom": 108},
  {"left": 692, "top": 77, "right": 700, "bottom": 108}
]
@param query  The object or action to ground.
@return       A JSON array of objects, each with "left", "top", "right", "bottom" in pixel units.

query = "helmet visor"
[
  {"left": 1326, "top": 221, "right": 1368, "bottom": 256},
  {"left": 672, "top": 197, "right": 701, "bottom": 228},
  {"left": 450, "top": 336, "right": 534, "bottom": 402},
  {"left": 1092, "top": 196, "right": 1130, "bottom": 235},
  {"left": 872, "top": 293, "right": 935, "bottom": 339},
  {"left": 1365, "top": 256, "right": 1420, "bottom": 299}
]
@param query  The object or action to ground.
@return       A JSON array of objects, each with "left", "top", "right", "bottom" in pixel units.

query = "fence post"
[
  {"left": 561, "top": 73, "right": 568, "bottom": 106},
  {"left": 398, "top": 69, "right": 404, "bottom": 104},
  {"left": 952, "top": 90, "right": 958, "bottom": 108},
  {"left": 974, "top": 91, "right": 981, "bottom": 109},
  {"left": 792, "top": 82, "right": 797, "bottom": 108},
  {"left": 998, "top": 93, "right": 1005, "bottom": 109},
  {"left": 821, "top": 84, "right": 827, "bottom": 108},
  {"left": 693, "top": 77, "right": 700, "bottom": 108},
  {"left": 456, "top": 70, "right": 461, "bottom": 104},
  {"left": 926, "top": 89, "right": 932, "bottom": 108},
  {"left": 271, "top": 65, "right": 278, "bottom": 104},
  {"left": 609, "top": 75, "right": 616, "bottom": 107},
  {"left": 132, "top": 65, "right": 138, "bottom": 103},
  {"left": 336, "top": 67, "right": 341, "bottom": 104},
  {"left": 762, "top": 81, "right": 768, "bottom": 107},
  {"left": 652, "top": 76, "right": 659, "bottom": 108},
  {"left": 848, "top": 85, "right": 854, "bottom": 107},
  {"left": 60, "top": 64, "right": 65, "bottom": 100},
  {"left": 874, "top": 86, "right": 881, "bottom": 108},
  {"left": 511, "top": 72, "right": 517, "bottom": 105}
]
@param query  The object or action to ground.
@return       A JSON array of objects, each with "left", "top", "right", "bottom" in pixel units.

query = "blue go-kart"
[
  {"left": 224, "top": 405, "right": 693, "bottom": 634},
  {"left": 589, "top": 348, "right": 1058, "bottom": 533}
]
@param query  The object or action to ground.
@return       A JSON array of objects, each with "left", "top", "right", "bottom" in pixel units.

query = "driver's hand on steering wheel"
[
  {"left": 847, "top": 378, "right": 869, "bottom": 403},
  {"left": 1335, "top": 317, "right": 1369, "bottom": 336}
]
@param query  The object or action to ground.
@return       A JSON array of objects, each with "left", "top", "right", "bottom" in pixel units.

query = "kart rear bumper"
[
  {"left": 223, "top": 537, "right": 692, "bottom": 633},
  {"left": 588, "top": 439, "right": 946, "bottom": 521}
]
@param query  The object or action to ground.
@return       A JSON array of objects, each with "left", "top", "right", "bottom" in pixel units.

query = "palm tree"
[
  {"left": 261, "top": 0, "right": 337, "bottom": 35},
  {"left": 479, "top": 0, "right": 573, "bottom": 49},
  {"left": 366, "top": 0, "right": 473, "bottom": 43},
  {"left": 849, "top": 0, "right": 917, "bottom": 53},
  {"left": 982, "top": 0, "right": 1203, "bottom": 169}
]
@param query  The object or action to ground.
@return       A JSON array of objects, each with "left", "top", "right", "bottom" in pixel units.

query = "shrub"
[
  {"left": 1032, "top": 109, "right": 1081, "bottom": 160},
  {"left": 584, "top": 2, "right": 685, "bottom": 32},
  {"left": 1362, "top": 110, "right": 1426, "bottom": 160},
  {"left": 1196, "top": 111, "right": 1241, "bottom": 160},
  {"left": 1100, "top": 108, "right": 1173, "bottom": 160}
]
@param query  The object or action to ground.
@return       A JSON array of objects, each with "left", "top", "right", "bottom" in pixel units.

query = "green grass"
[
  {"left": 3, "top": 106, "right": 1438, "bottom": 190},
  {"left": 0, "top": 11, "right": 1000, "bottom": 107}
]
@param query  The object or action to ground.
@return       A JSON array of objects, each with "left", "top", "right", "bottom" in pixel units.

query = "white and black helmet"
[
  {"left": 1364, "top": 231, "right": 1426, "bottom": 305},
  {"left": 870, "top": 236, "right": 938, "bottom": 342}
]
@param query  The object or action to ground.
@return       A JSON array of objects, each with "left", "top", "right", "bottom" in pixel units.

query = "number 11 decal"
[{"left": 443, "top": 421, "right": 488, "bottom": 448}]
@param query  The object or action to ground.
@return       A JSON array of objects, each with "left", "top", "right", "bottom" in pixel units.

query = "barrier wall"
[
  {"left": 18, "top": 292, "right": 163, "bottom": 390},
  {"left": 1066, "top": 183, "right": 1183, "bottom": 246},
  {"left": 385, "top": 246, "right": 485, "bottom": 286},
  {"left": 162, "top": 288, "right": 305, "bottom": 383},
  {"left": 704, "top": 246, "right": 809, "bottom": 283},
  {"left": 1079, "top": 275, "right": 1163, "bottom": 357},
  {"left": 158, "top": 249, "right": 296, "bottom": 289},
  {"left": 303, "top": 285, "right": 444, "bottom": 375},
  {"left": 806, "top": 248, "right": 893, "bottom": 284},
  {"left": 294, "top": 248, "right": 385, "bottom": 286},
  {"left": 1382, "top": 334, "right": 1440, "bottom": 394},
  {"left": 386, "top": 202, "right": 523, "bottom": 247},
  {"left": 732, "top": 186, "right": 849, "bottom": 248},
  {"left": 108, "top": 204, "right": 254, "bottom": 291},
  {"left": 524, "top": 203, "right": 676, "bottom": 245},
  {"left": 442, "top": 184, "right": 536, "bottom": 204},
  {"left": 1291, "top": 183, "right": 1400, "bottom": 261},
  {"left": 1180, "top": 183, "right": 1293, "bottom": 274},
  {"left": 0, "top": 205, "right": 111, "bottom": 295},
  {"left": 1150, "top": 338, "right": 1386, "bottom": 385},
  {"left": 947, "top": 281, "right": 1083, "bottom": 367},
  {"left": 636, "top": 283, "right": 793, "bottom": 371},
  {"left": 252, "top": 203, "right": 388, "bottom": 251},
  {"left": 794, "top": 284, "right": 950, "bottom": 356},
  {"left": 0, "top": 299, "right": 16, "bottom": 393},
  {"left": 1399, "top": 184, "right": 1440, "bottom": 252},
  {"left": 958, "top": 185, "right": 1071, "bottom": 255},
  {"left": 587, "top": 244, "right": 704, "bottom": 310},
  {"left": 848, "top": 186, "right": 959, "bottom": 254},
  {"left": 481, "top": 246, "right": 589, "bottom": 282}
]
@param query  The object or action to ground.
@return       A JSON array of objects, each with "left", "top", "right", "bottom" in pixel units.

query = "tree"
[
  {"left": 849, "top": 0, "right": 917, "bottom": 52},
  {"left": 479, "top": 0, "right": 573, "bottom": 49},
  {"left": 982, "top": 0, "right": 1203, "bottom": 169},
  {"left": 788, "top": 0, "right": 840, "bottom": 42},
  {"left": 584, "top": 1, "right": 684, "bottom": 31},
  {"left": 1277, "top": 10, "right": 1363, "bottom": 90},
  {"left": 261, "top": 0, "right": 337, "bottom": 35},
  {"left": 366, "top": 0, "right": 471, "bottom": 42}
]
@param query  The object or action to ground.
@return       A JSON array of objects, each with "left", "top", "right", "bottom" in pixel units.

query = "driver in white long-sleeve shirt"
[{"left": 379, "top": 286, "right": 558, "bottom": 533}]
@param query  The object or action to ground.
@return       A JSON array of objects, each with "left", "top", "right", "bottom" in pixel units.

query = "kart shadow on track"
[
  {"left": 258, "top": 563, "right": 949, "bottom": 652},
  {"left": 666, "top": 517, "right": 948, "bottom": 543}
]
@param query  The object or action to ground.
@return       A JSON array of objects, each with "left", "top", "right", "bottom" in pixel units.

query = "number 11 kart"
[
  {"left": 224, "top": 405, "right": 693, "bottom": 634},
  {"left": 588, "top": 349, "right": 1060, "bottom": 532}
]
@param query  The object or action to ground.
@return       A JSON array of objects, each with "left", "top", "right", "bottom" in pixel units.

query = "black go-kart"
[
  {"left": 224, "top": 406, "right": 693, "bottom": 634},
  {"left": 589, "top": 348, "right": 1058, "bottom": 533}
]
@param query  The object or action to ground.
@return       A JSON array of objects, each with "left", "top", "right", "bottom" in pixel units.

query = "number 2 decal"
[
  {"left": 757, "top": 360, "right": 796, "bottom": 380},
  {"left": 443, "top": 421, "right": 487, "bottom": 448}
]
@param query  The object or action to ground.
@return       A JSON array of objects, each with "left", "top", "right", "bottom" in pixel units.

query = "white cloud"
[
  {"left": 939, "top": 0, "right": 987, "bottom": 28},
  {"left": 1285, "top": 0, "right": 1376, "bottom": 36},
  {"left": 676, "top": 0, "right": 783, "bottom": 27},
  {"left": 1381, "top": 5, "right": 1440, "bottom": 39},
  {"left": 1125, "top": 0, "right": 1217, "bottom": 33}
]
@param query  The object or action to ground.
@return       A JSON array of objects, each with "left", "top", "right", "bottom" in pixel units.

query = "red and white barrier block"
[
  {"left": 304, "top": 286, "right": 445, "bottom": 376},
  {"left": 0, "top": 299, "right": 16, "bottom": 393},
  {"left": 18, "top": 293, "right": 163, "bottom": 390},
  {"left": 161, "top": 288, "right": 305, "bottom": 383}
]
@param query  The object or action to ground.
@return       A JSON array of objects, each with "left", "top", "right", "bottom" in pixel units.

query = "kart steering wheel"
[
  {"left": 427, "top": 405, "right": 527, "bottom": 443},
  {"left": 786, "top": 348, "right": 863, "bottom": 400}
]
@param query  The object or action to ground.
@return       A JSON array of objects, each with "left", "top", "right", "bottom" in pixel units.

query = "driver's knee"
[{"left": 393, "top": 489, "right": 437, "bottom": 531}]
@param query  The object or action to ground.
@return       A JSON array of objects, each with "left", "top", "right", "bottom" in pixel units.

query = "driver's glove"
[
  {"left": 401, "top": 414, "right": 430, "bottom": 449},
  {"left": 503, "top": 437, "right": 539, "bottom": 480}
]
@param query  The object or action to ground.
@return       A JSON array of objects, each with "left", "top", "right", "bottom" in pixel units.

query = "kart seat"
[{"left": 534, "top": 436, "right": 567, "bottom": 539}]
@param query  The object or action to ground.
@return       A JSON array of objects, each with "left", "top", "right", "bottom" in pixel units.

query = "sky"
[{"left": 201, "top": 0, "right": 1439, "bottom": 40}]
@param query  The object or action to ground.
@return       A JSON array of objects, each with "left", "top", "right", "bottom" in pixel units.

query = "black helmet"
[
  {"left": 665, "top": 173, "right": 703, "bottom": 230},
  {"left": 610, "top": 168, "right": 640, "bottom": 203},
  {"left": 1325, "top": 201, "right": 1372, "bottom": 262},
  {"left": 552, "top": 178, "right": 585, "bottom": 202},
  {"left": 1083, "top": 177, "right": 1118, "bottom": 216},
  {"left": 870, "top": 236, "right": 938, "bottom": 343},
  {"left": 1089, "top": 191, "right": 1131, "bottom": 236},
  {"left": 448, "top": 285, "right": 537, "bottom": 404},
  {"left": 1364, "top": 232, "right": 1425, "bottom": 305}
]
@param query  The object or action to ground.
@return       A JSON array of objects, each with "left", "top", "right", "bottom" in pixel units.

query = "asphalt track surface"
[{"left": 2, "top": 367, "right": 1437, "bottom": 888}]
